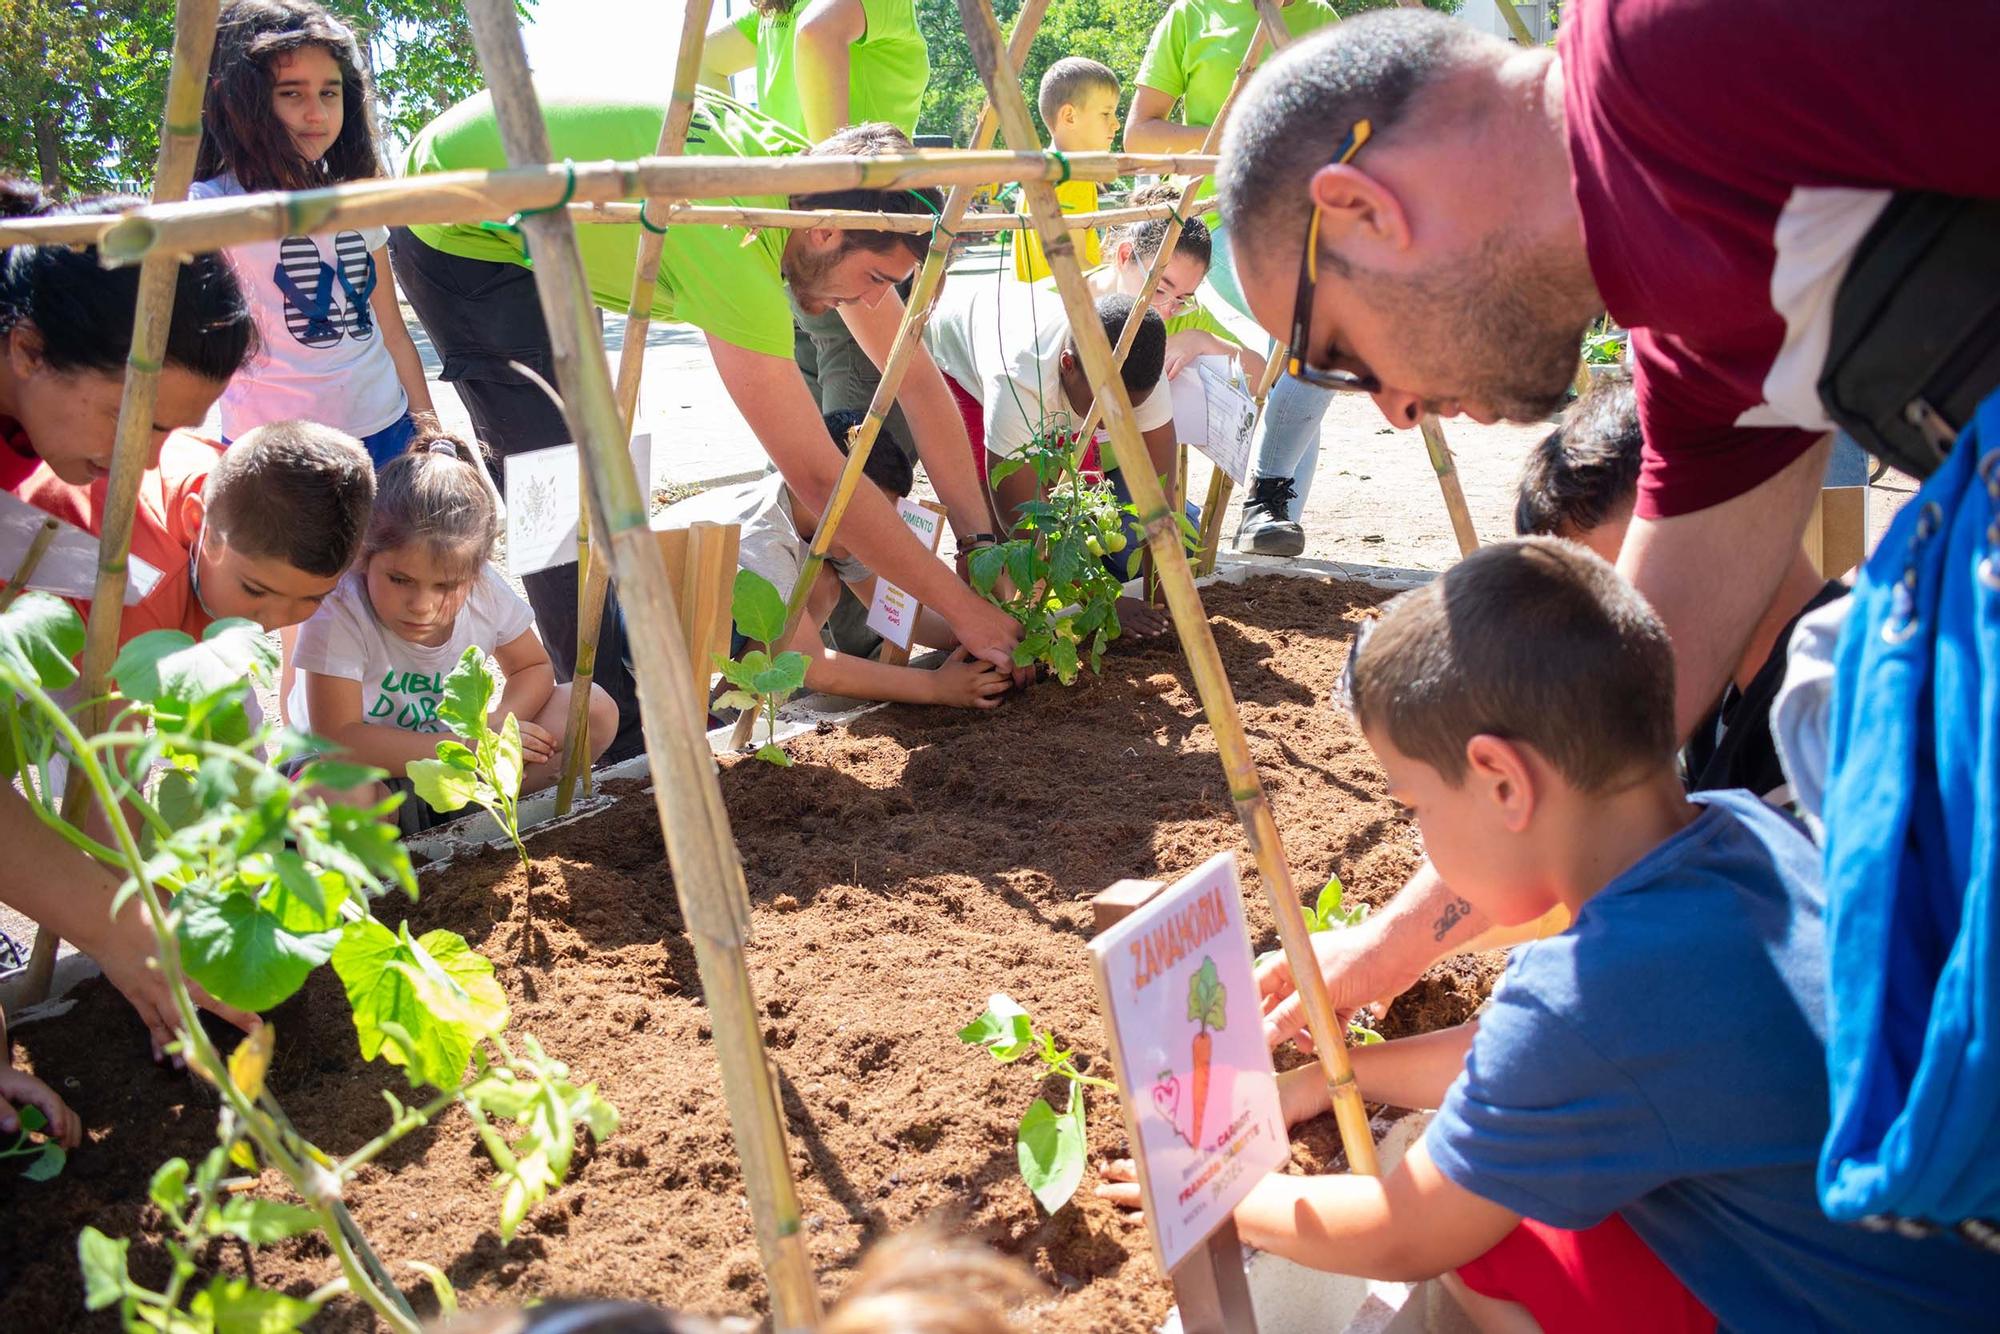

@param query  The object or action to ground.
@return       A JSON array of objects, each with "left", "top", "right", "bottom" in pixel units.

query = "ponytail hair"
[
  {"left": 197, "top": 0, "right": 383, "bottom": 192},
  {"left": 364, "top": 431, "right": 501, "bottom": 578},
  {"left": 0, "top": 178, "right": 253, "bottom": 381}
]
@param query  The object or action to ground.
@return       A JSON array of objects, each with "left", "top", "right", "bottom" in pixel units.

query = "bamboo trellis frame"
[
  {"left": 953, "top": 0, "right": 1379, "bottom": 1176},
  {"left": 568, "top": 200, "right": 1182, "bottom": 232}
]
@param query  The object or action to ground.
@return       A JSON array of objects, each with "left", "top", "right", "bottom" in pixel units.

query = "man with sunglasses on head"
[{"left": 1221, "top": 0, "right": 2000, "bottom": 1265}]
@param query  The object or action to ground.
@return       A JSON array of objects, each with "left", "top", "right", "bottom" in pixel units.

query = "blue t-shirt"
[{"left": 1428, "top": 790, "right": 2000, "bottom": 1332}]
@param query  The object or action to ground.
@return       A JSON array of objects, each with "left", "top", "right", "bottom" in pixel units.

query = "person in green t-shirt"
[
  {"left": 1125, "top": 0, "right": 1341, "bottom": 557},
  {"left": 391, "top": 87, "right": 1020, "bottom": 757},
  {"left": 700, "top": 0, "right": 929, "bottom": 141}
]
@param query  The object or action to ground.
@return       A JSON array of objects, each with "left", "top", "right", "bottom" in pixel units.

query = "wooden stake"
[
  {"left": 1195, "top": 353, "right": 1285, "bottom": 575},
  {"left": 556, "top": 0, "right": 715, "bottom": 815},
  {"left": 0, "top": 516, "right": 61, "bottom": 612},
  {"left": 461, "top": 4, "right": 821, "bottom": 1326},
  {"left": 0, "top": 152, "right": 1222, "bottom": 264},
  {"left": 20, "top": 0, "right": 223, "bottom": 1009},
  {"left": 568, "top": 200, "right": 1180, "bottom": 233},
  {"left": 956, "top": 0, "right": 1377, "bottom": 1176},
  {"left": 729, "top": 0, "right": 1054, "bottom": 751}
]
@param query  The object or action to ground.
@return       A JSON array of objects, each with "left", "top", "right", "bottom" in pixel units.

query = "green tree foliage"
[
  {"left": 916, "top": 0, "right": 1458, "bottom": 145},
  {"left": 0, "top": 1, "right": 534, "bottom": 196}
]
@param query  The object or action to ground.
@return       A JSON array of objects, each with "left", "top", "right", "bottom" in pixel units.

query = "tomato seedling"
[
  {"left": 714, "top": 570, "right": 809, "bottom": 766},
  {"left": 408, "top": 646, "right": 529, "bottom": 870},
  {"left": 0, "top": 1103, "right": 65, "bottom": 1181},
  {"left": 959, "top": 993, "right": 1113, "bottom": 1213}
]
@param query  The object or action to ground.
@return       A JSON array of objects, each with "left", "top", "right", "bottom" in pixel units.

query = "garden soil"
[{"left": 2, "top": 575, "right": 1503, "bottom": 1331}]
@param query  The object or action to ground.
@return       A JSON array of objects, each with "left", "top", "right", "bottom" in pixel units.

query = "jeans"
[{"left": 1206, "top": 219, "right": 1337, "bottom": 505}]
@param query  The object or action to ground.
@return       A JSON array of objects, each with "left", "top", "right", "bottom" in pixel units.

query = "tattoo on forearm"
[{"left": 1433, "top": 897, "right": 1471, "bottom": 942}]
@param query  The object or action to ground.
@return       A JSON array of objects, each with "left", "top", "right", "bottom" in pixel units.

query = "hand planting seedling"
[
  {"left": 959, "top": 993, "right": 1113, "bottom": 1213},
  {"left": 0, "top": 595, "right": 615, "bottom": 1334},
  {"left": 1261, "top": 872, "right": 1382, "bottom": 1046},
  {"left": 713, "top": 569, "right": 809, "bottom": 766},
  {"left": 408, "top": 646, "right": 529, "bottom": 870},
  {"left": 0, "top": 1102, "right": 69, "bottom": 1181}
]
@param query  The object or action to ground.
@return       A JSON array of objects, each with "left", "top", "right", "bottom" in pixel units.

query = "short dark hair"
[
  {"left": 1038, "top": 57, "right": 1120, "bottom": 129},
  {"left": 1075, "top": 293, "right": 1166, "bottom": 401},
  {"left": 0, "top": 179, "right": 254, "bottom": 383},
  {"left": 1514, "top": 373, "right": 1641, "bottom": 539},
  {"left": 197, "top": 0, "right": 383, "bottom": 192},
  {"left": 206, "top": 420, "right": 375, "bottom": 577},
  {"left": 1218, "top": 10, "right": 1487, "bottom": 283},
  {"left": 825, "top": 409, "right": 913, "bottom": 498},
  {"left": 791, "top": 123, "right": 940, "bottom": 265},
  {"left": 1116, "top": 182, "right": 1212, "bottom": 269},
  {"left": 1344, "top": 537, "right": 1677, "bottom": 793}
]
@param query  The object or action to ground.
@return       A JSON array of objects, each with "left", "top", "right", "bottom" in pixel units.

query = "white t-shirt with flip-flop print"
[{"left": 191, "top": 173, "right": 409, "bottom": 441}]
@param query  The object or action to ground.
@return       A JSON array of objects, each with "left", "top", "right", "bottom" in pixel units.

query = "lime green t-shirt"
[
  {"left": 404, "top": 89, "right": 805, "bottom": 357},
  {"left": 1136, "top": 0, "right": 1339, "bottom": 208},
  {"left": 733, "top": 0, "right": 930, "bottom": 137}
]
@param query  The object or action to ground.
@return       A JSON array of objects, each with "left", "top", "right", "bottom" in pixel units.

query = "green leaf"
[
  {"left": 78, "top": 1226, "right": 131, "bottom": 1311},
  {"left": 0, "top": 592, "right": 84, "bottom": 691},
  {"left": 111, "top": 620, "right": 275, "bottom": 727},
  {"left": 212, "top": 1198, "right": 322, "bottom": 1245},
  {"left": 713, "top": 689, "right": 759, "bottom": 713},
  {"left": 492, "top": 713, "right": 524, "bottom": 798},
  {"left": 987, "top": 455, "right": 1027, "bottom": 486},
  {"left": 750, "top": 651, "right": 807, "bottom": 699},
  {"left": 433, "top": 646, "right": 496, "bottom": 740},
  {"left": 753, "top": 742, "right": 792, "bottom": 767},
  {"left": 294, "top": 759, "right": 387, "bottom": 793},
  {"left": 333, "top": 920, "right": 507, "bottom": 1090},
  {"left": 1017, "top": 1090, "right": 1087, "bottom": 1213},
  {"left": 16, "top": 1104, "right": 46, "bottom": 1134},
  {"left": 1349, "top": 1023, "right": 1384, "bottom": 1046},
  {"left": 264, "top": 852, "right": 348, "bottom": 933},
  {"left": 967, "top": 543, "right": 1009, "bottom": 596},
  {"left": 1049, "top": 634, "right": 1080, "bottom": 684},
  {"left": 22, "top": 1142, "right": 65, "bottom": 1180},
  {"left": 149, "top": 1158, "right": 190, "bottom": 1214},
  {"left": 409, "top": 757, "right": 478, "bottom": 814},
  {"left": 958, "top": 993, "right": 1035, "bottom": 1062},
  {"left": 731, "top": 569, "right": 788, "bottom": 647},
  {"left": 405, "top": 1261, "right": 458, "bottom": 1317},
  {"left": 319, "top": 803, "right": 418, "bottom": 900},
  {"left": 190, "top": 1276, "right": 320, "bottom": 1333},
  {"left": 1187, "top": 957, "right": 1227, "bottom": 1033},
  {"left": 176, "top": 891, "right": 342, "bottom": 1013}
]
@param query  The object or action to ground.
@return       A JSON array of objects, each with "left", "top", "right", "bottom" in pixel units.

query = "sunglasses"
[{"left": 1285, "top": 120, "right": 1377, "bottom": 393}]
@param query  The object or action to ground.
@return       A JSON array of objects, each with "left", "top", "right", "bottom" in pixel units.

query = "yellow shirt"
[{"left": 1011, "top": 178, "right": 1102, "bottom": 282}]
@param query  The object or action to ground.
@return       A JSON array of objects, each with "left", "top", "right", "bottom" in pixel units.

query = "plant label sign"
[
  {"left": 502, "top": 431, "right": 655, "bottom": 577},
  {"left": 0, "top": 490, "right": 162, "bottom": 605},
  {"left": 864, "top": 498, "right": 947, "bottom": 649},
  {"left": 1090, "top": 851, "right": 1289, "bottom": 1274},
  {"left": 1168, "top": 356, "right": 1257, "bottom": 487}
]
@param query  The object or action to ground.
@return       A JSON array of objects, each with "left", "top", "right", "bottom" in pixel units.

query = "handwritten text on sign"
[
  {"left": 1090, "top": 852, "right": 1288, "bottom": 1273},
  {"left": 864, "top": 498, "right": 946, "bottom": 649}
]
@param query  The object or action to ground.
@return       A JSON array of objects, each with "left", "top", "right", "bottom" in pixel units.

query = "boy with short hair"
[
  {"left": 17, "top": 418, "right": 375, "bottom": 645},
  {"left": 1515, "top": 375, "right": 1844, "bottom": 800},
  {"left": 651, "top": 412, "right": 1012, "bottom": 711},
  {"left": 1100, "top": 538, "right": 2000, "bottom": 1330},
  {"left": 1012, "top": 56, "right": 1121, "bottom": 282}
]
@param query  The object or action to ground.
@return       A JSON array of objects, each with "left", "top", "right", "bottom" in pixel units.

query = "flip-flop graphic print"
[
  {"left": 273, "top": 235, "right": 341, "bottom": 347},
  {"left": 333, "top": 230, "right": 377, "bottom": 341}
]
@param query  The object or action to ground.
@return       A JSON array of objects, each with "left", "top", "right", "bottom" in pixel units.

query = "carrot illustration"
[{"left": 1187, "top": 958, "right": 1227, "bottom": 1150}]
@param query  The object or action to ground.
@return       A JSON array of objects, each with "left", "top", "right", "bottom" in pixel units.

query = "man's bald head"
[{"left": 1219, "top": 10, "right": 1492, "bottom": 285}]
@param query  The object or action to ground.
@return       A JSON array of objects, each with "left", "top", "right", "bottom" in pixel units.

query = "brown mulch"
[{"left": 1, "top": 575, "right": 1502, "bottom": 1330}]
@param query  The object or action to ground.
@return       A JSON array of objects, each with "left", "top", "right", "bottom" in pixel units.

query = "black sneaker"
[{"left": 1234, "top": 476, "right": 1307, "bottom": 557}]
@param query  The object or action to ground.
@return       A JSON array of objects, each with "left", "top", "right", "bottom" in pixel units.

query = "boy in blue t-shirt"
[{"left": 1098, "top": 538, "right": 1999, "bottom": 1332}]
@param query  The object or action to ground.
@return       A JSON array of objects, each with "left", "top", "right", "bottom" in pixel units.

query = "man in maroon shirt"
[{"left": 1215, "top": 0, "right": 1998, "bottom": 1105}]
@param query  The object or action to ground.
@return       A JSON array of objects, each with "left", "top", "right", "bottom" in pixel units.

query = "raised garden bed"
[{"left": 1, "top": 574, "right": 1502, "bottom": 1331}]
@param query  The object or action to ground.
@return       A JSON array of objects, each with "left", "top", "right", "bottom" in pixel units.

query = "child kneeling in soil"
[
  {"left": 651, "top": 411, "right": 1012, "bottom": 711},
  {"left": 1099, "top": 538, "right": 1999, "bottom": 1332},
  {"left": 291, "top": 433, "right": 618, "bottom": 833}
]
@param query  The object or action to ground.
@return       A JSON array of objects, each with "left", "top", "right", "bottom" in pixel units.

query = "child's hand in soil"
[
  {"left": 1115, "top": 596, "right": 1171, "bottom": 640},
  {"left": 1094, "top": 1157, "right": 1143, "bottom": 1213},
  {"left": 1257, "top": 931, "right": 1397, "bottom": 1055},
  {"left": 0, "top": 1066, "right": 80, "bottom": 1148},
  {"left": 933, "top": 647, "right": 1013, "bottom": 709}
]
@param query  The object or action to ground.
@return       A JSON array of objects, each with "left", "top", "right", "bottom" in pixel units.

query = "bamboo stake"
[
  {"left": 0, "top": 153, "right": 1219, "bottom": 262},
  {"left": 461, "top": 4, "right": 821, "bottom": 1327},
  {"left": 20, "top": 0, "right": 224, "bottom": 1010},
  {"left": 555, "top": 0, "right": 715, "bottom": 816},
  {"left": 0, "top": 516, "right": 61, "bottom": 611},
  {"left": 728, "top": 0, "right": 1054, "bottom": 751},
  {"left": 567, "top": 200, "right": 1179, "bottom": 232},
  {"left": 956, "top": 0, "right": 1378, "bottom": 1176}
]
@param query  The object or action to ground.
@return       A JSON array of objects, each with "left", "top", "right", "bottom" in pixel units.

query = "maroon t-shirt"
[{"left": 1560, "top": 0, "right": 2000, "bottom": 519}]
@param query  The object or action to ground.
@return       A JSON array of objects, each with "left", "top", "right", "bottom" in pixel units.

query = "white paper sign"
[
  {"left": 1169, "top": 355, "right": 1258, "bottom": 486},
  {"left": 1090, "top": 851, "right": 1290, "bottom": 1273},
  {"left": 0, "top": 490, "right": 162, "bottom": 606},
  {"left": 864, "top": 497, "right": 946, "bottom": 649},
  {"left": 502, "top": 431, "right": 655, "bottom": 576}
]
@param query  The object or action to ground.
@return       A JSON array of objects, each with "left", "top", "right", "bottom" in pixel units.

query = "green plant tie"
[
  {"left": 637, "top": 199, "right": 670, "bottom": 235},
  {"left": 475, "top": 158, "right": 579, "bottom": 264},
  {"left": 1046, "top": 149, "right": 1073, "bottom": 185},
  {"left": 904, "top": 189, "right": 953, "bottom": 246}
]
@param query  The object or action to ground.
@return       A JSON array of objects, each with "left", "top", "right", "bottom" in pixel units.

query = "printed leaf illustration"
[{"left": 1187, "top": 957, "right": 1226, "bottom": 1033}]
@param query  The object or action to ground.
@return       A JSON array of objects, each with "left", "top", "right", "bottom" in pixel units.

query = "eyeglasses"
[{"left": 1286, "top": 120, "right": 1377, "bottom": 393}]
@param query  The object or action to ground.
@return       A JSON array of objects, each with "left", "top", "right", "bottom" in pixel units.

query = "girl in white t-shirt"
[
  {"left": 292, "top": 435, "right": 617, "bottom": 824},
  {"left": 192, "top": 0, "right": 434, "bottom": 467}
]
